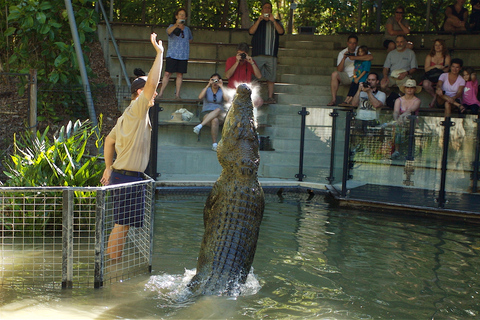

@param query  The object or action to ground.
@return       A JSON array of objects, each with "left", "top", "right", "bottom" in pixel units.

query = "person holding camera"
[
  {"left": 225, "top": 42, "right": 263, "bottom": 91},
  {"left": 351, "top": 72, "right": 387, "bottom": 124},
  {"left": 249, "top": 1, "right": 284, "bottom": 105},
  {"left": 194, "top": 73, "right": 227, "bottom": 152},
  {"left": 158, "top": 7, "right": 193, "bottom": 100},
  {"left": 328, "top": 34, "right": 373, "bottom": 106}
]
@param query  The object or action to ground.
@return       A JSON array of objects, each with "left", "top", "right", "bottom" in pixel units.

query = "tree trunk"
[{"left": 239, "top": 0, "right": 250, "bottom": 28}]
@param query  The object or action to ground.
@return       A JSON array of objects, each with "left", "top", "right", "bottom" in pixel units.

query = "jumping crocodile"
[{"left": 188, "top": 84, "right": 265, "bottom": 296}]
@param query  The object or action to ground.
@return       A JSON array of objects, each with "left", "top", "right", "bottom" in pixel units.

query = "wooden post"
[{"left": 29, "top": 69, "right": 37, "bottom": 134}]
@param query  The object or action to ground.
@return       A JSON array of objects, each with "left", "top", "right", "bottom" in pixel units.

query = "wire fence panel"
[{"left": 0, "top": 179, "right": 155, "bottom": 289}]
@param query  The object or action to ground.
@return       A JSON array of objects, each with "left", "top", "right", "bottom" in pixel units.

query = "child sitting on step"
[{"left": 339, "top": 46, "right": 371, "bottom": 107}]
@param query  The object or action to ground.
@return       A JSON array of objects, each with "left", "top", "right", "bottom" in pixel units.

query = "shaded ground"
[{"left": 0, "top": 41, "right": 121, "bottom": 182}]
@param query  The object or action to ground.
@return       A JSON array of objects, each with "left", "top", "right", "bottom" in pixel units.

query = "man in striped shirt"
[{"left": 249, "top": 1, "right": 284, "bottom": 105}]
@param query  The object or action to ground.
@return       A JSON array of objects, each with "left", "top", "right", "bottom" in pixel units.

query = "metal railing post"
[
  {"left": 94, "top": 189, "right": 106, "bottom": 288},
  {"left": 472, "top": 116, "right": 480, "bottom": 192},
  {"left": 437, "top": 117, "right": 454, "bottom": 208},
  {"left": 295, "top": 107, "right": 309, "bottom": 181},
  {"left": 62, "top": 190, "right": 74, "bottom": 289},
  {"left": 406, "top": 115, "right": 417, "bottom": 161},
  {"left": 327, "top": 110, "right": 339, "bottom": 184},
  {"left": 341, "top": 111, "right": 354, "bottom": 197}
]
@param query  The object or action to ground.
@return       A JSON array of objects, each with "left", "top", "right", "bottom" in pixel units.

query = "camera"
[
  {"left": 213, "top": 79, "right": 219, "bottom": 83},
  {"left": 179, "top": 19, "right": 185, "bottom": 24},
  {"left": 362, "top": 82, "right": 370, "bottom": 88},
  {"left": 345, "top": 52, "right": 355, "bottom": 56},
  {"left": 263, "top": 13, "right": 270, "bottom": 18},
  {"left": 240, "top": 53, "right": 247, "bottom": 60}
]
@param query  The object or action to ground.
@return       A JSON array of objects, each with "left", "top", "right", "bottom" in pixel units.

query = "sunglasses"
[
  {"left": 213, "top": 93, "right": 217, "bottom": 103},
  {"left": 396, "top": 11, "right": 404, "bottom": 14}
]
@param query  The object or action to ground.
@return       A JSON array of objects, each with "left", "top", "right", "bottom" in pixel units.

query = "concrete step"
[
  {"left": 275, "top": 83, "right": 330, "bottom": 95},
  {"left": 278, "top": 56, "right": 331, "bottom": 67},
  {"left": 276, "top": 92, "right": 331, "bottom": 106},
  {"left": 279, "top": 47, "right": 335, "bottom": 58},
  {"left": 282, "top": 40, "right": 335, "bottom": 50},
  {"left": 277, "top": 64, "right": 334, "bottom": 76},
  {"left": 278, "top": 74, "right": 331, "bottom": 86}
]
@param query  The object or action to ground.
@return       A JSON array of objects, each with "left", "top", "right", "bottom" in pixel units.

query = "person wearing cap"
[
  {"left": 391, "top": 79, "right": 422, "bottom": 159},
  {"left": 381, "top": 35, "right": 418, "bottom": 92},
  {"left": 100, "top": 33, "right": 163, "bottom": 260}
]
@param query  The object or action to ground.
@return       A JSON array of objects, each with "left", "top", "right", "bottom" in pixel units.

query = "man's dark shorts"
[
  {"left": 165, "top": 57, "right": 188, "bottom": 74},
  {"left": 110, "top": 171, "right": 145, "bottom": 228}
]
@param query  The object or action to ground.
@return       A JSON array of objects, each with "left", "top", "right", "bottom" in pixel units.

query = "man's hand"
[
  {"left": 151, "top": 33, "right": 163, "bottom": 54},
  {"left": 380, "top": 77, "right": 389, "bottom": 88},
  {"left": 100, "top": 168, "right": 112, "bottom": 186}
]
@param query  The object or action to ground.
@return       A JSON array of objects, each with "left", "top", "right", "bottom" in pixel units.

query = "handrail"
[{"left": 96, "top": 0, "right": 131, "bottom": 88}]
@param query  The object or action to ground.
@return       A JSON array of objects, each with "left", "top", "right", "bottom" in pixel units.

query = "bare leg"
[
  {"left": 423, "top": 80, "right": 437, "bottom": 108},
  {"left": 329, "top": 71, "right": 341, "bottom": 105},
  {"left": 106, "top": 224, "right": 130, "bottom": 260},
  {"left": 175, "top": 73, "right": 184, "bottom": 99},
  {"left": 267, "top": 80, "right": 275, "bottom": 99},
  {"left": 159, "top": 72, "right": 172, "bottom": 98},
  {"left": 209, "top": 118, "right": 220, "bottom": 144},
  {"left": 200, "top": 108, "right": 223, "bottom": 126},
  {"left": 445, "top": 102, "right": 452, "bottom": 117}
]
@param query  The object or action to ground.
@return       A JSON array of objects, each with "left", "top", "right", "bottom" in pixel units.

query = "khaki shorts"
[
  {"left": 253, "top": 55, "right": 277, "bottom": 82},
  {"left": 338, "top": 72, "right": 352, "bottom": 85}
]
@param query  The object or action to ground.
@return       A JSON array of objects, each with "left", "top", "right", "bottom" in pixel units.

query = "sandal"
[
  {"left": 327, "top": 101, "right": 336, "bottom": 106},
  {"left": 459, "top": 105, "right": 466, "bottom": 113},
  {"left": 265, "top": 97, "right": 277, "bottom": 104}
]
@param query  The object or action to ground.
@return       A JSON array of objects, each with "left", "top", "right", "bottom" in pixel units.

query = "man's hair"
[
  {"left": 368, "top": 72, "right": 379, "bottom": 81},
  {"left": 395, "top": 35, "right": 407, "bottom": 41},
  {"left": 451, "top": 58, "right": 463, "bottom": 67},
  {"left": 237, "top": 42, "right": 250, "bottom": 53},
  {"left": 347, "top": 34, "right": 358, "bottom": 42},
  {"left": 395, "top": 5, "right": 405, "bottom": 12},
  {"left": 262, "top": 1, "right": 272, "bottom": 8}
]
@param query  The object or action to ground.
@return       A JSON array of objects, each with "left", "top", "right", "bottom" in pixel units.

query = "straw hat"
[{"left": 399, "top": 79, "right": 422, "bottom": 94}]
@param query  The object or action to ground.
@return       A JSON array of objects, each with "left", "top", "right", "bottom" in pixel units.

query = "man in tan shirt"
[{"left": 100, "top": 33, "right": 163, "bottom": 260}]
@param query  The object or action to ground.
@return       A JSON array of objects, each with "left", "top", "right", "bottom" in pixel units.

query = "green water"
[{"left": 1, "top": 190, "right": 480, "bottom": 319}]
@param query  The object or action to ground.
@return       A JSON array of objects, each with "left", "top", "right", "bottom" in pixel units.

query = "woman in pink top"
[{"left": 436, "top": 58, "right": 466, "bottom": 116}]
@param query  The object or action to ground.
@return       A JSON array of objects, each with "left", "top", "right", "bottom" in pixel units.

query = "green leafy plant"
[
  {"left": 1, "top": 116, "right": 105, "bottom": 236},
  {"left": 3, "top": 116, "right": 104, "bottom": 187}
]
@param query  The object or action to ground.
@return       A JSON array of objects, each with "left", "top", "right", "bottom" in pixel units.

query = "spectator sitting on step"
[
  {"left": 351, "top": 72, "right": 387, "bottom": 127},
  {"left": 422, "top": 39, "right": 451, "bottom": 108},
  {"left": 435, "top": 58, "right": 465, "bottom": 116},
  {"left": 381, "top": 35, "right": 418, "bottom": 92},
  {"left": 193, "top": 73, "right": 227, "bottom": 152},
  {"left": 339, "top": 45, "right": 371, "bottom": 106},
  {"left": 328, "top": 34, "right": 373, "bottom": 106},
  {"left": 383, "top": 5, "right": 414, "bottom": 53},
  {"left": 158, "top": 7, "right": 193, "bottom": 100},
  {"left": 442, "top": 0, "right": 468, "bottom": 32},
  {"left": 224, "top": 42, "right": 263, "bottom": 107},
  {"left": 460, "top": 67, "right": 480, "bottom": 114},
  {"left": 468, "top": 0, "right": 480, "bottom": 31}
]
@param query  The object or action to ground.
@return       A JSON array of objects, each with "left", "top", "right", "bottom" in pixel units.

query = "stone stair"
[{"left": 97, "top": 24, "right": 480, "bottom": 182}]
